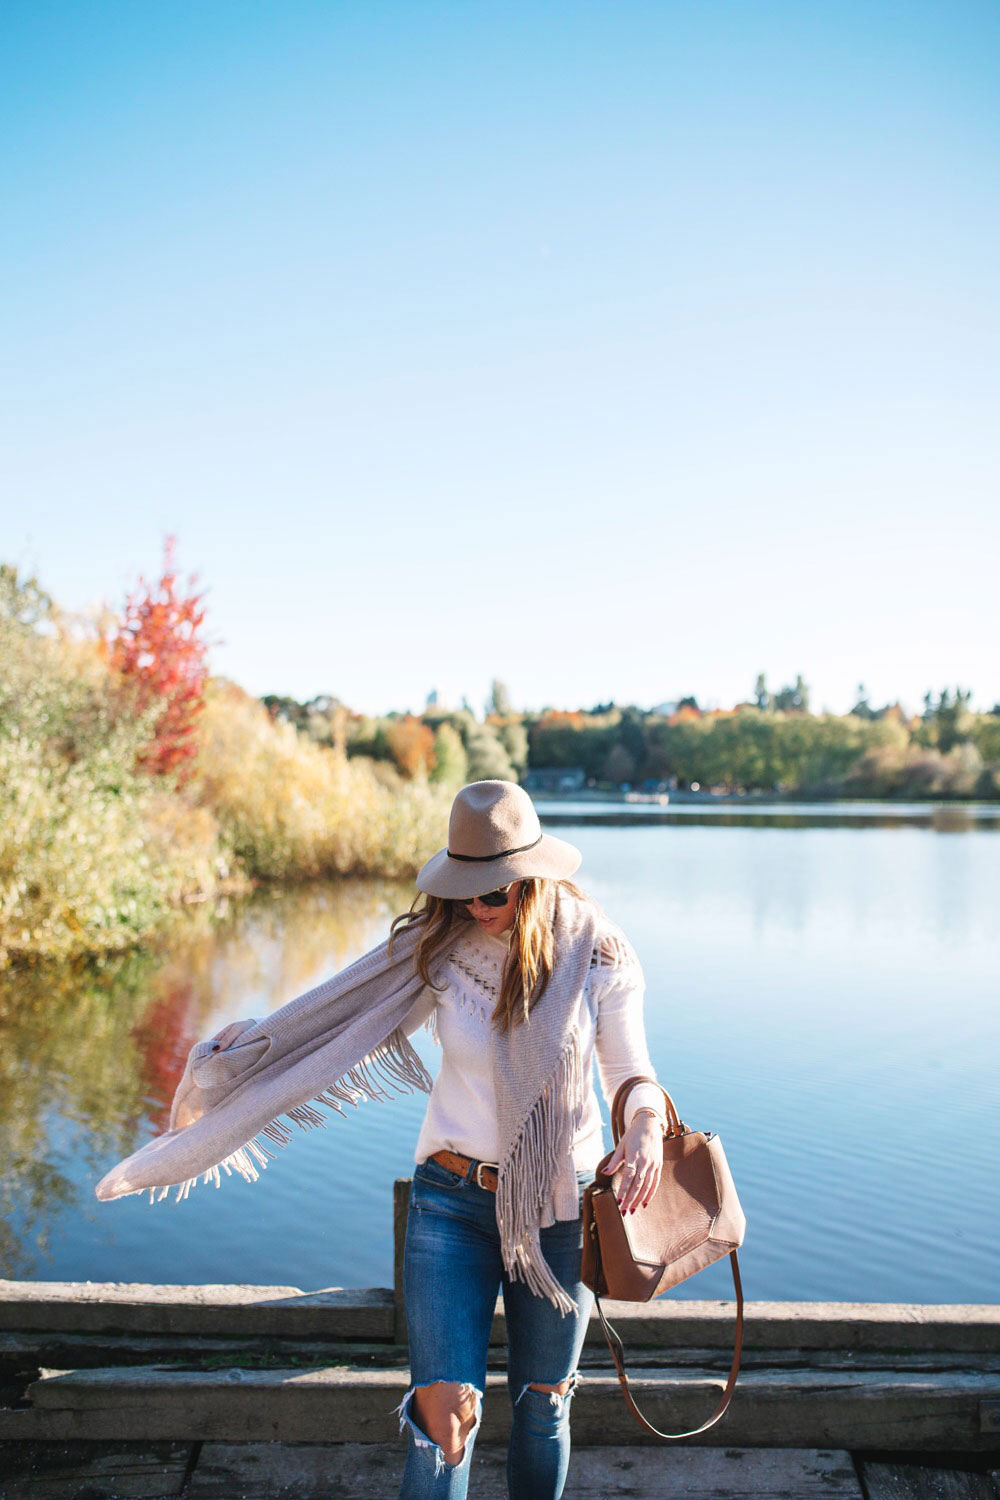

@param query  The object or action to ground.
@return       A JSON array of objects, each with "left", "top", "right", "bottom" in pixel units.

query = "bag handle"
[{"left": 611, "top": 1073, "right": 684, "bottom": 1142}]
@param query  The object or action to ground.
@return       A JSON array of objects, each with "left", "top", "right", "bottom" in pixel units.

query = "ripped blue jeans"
[{"left": 396, "top": 1157, "right": 594, "bottom": 1500}]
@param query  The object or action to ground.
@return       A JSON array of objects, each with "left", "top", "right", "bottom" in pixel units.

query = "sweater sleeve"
[{"left": 592, "top": 935, "right": 669, "bottom": 1131}]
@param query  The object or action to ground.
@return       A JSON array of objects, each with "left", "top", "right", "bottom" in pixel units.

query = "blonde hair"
[{"left": 388, "top": 876, "right": 592, "bottom": 1034}]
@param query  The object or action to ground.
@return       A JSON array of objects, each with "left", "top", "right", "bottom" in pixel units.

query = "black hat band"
[{"left": 446, "top": 833, "right": 543, "bottom": 863}]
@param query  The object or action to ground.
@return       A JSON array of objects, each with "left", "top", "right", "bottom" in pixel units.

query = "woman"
[
  {"left": 94, "top": 778, "right": 668, "bottom": 1500},
  {"left": 389, "top": 780, "right": 669, "bottom": 1499}
]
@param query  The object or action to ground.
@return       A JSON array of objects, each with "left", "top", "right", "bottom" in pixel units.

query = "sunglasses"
[{"left": 457, "top": 884, "right": 514, "bottom": 908}]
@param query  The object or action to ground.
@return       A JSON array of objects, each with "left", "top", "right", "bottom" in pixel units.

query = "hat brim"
[{"left": 415, "top": 831, "right": 582, "bottom": 900}]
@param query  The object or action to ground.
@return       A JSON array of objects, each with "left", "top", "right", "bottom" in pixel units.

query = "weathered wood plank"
[
  {"left": 0, "top": 1284, "right": 394, "bottom": 1340},
  {"left": 0, "top": 1439, "right": 192, "bottom": 1499},
  {"left": 4, "top": 1331, "right": 997, "bottom": 1377},
  {"left": 3, "top": 1279, "right": 999, "bottom": 1352},
  {"left": 9, "top": 1364, "right": 1000, "bottom": 1450},
  {"left": 564, "top": 1446, "right": 865, "bottom": 1498},
  {"left": 0, "top": 1281, "right": 305, "bottom": 1312},
  {"left": 859, "top": 1461, "right": 1000, "bottom": 1499},
  {"left": 186, "top": 1441, "right": 408, "bottom": 1499},
  {"left": 184, "top": 1443, "right": 864, "bottom": 1499},
  {"left": 569, "top": 1302, "right": 1000, "bottom": 1355},
  {"left": 393, "top": 1179, "right": 409, "bottom": 1348},
  {"left": 0, "top": 1331, "right": 410, "bottom": 1376}
]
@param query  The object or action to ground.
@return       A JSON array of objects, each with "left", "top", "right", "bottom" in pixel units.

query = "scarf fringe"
[
  {"left": 147, "top": 1027, "right": 433, "bottom": 1207},
  {"left": 494, "top": 1033, "right": 584, "bottom": 1316}
]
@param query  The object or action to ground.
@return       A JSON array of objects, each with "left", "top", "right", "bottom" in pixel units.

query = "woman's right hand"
[
  {"left": 209, "top": 1019, "right": 258, "bottom": 1053},
  {"left": 605, "top": 1111, "right": 664, "bottom": 1214}
]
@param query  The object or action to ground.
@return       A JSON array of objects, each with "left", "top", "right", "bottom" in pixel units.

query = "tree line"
[{"left": 264, "top": 675, "right": 1000, "bottom": 801}]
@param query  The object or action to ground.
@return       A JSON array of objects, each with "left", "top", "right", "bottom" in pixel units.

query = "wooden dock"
[{"left": 1, "top": 1180, "right": 998, "bottom": 1497}]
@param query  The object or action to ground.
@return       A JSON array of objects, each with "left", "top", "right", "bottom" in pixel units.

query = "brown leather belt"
[{"left": 429, "top": 1148, "right": 499, "bottom": 1192}]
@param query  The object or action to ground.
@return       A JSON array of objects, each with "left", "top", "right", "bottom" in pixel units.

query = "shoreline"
[{"left": 529, "top": 786, "right": 1000, "bottom": 810}]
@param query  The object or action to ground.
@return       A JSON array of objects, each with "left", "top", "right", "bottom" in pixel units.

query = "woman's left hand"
[{"left": 605, "top": 1113, "right": 664, "bottom": 1215}]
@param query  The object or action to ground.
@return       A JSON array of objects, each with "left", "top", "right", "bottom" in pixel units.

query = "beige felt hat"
[{"left": 416, "top": 779, "right": 582, "bottom": 899}]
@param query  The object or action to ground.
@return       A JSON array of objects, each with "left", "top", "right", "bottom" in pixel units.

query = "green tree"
[
  {"left": 497, "top": 720, "right": 529, "bottom": 777},
  {"left": 429, "top": 723, "right": 469, "bottom": 788},
  {"left": 917, "top": 687, "right": 974, "bottom": 753},
  {"left": 602, "top": 743, "right": 636, "bottom": 784},
  {"left": 753, "top": 673, "right": 771, "bottom": 711},
  {"left": 618, "top": 707, "right": 647, "bottom": 770},
  {"left": 530, "top": 720, "right": 617, "bottom": 778},
  {"left": 970, "top": 713, "right": 1000, "bottom": 772},
  {"left": 0, "top": 564, "right": 53, "bottom": 627},
  {"left": 851, "top": 683, "right": 874, "bottom": 719},
  {"left": 465, "top": 722, "right": 515, "bottom": 780},
  {"left": 0, "top": 592, "right": 205, "bottom": 963},
  {"left": 345, "top": 715, "right": 394, "bottom": 764},
  {"left": 486, "top": 678, "right": 513, "bottom": 718},
  {"left": 773, "top": 675, "right": 810, "bottom": 713},
  {"left": 261, "top": 694, "right": 307, "bottom": 730}
]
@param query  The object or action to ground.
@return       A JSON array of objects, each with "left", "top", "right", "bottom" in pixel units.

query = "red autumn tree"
[
  {"left": 105, "top": 536, "right": 209, "bottom": 782},
  {"left": 386, "top": 714, "right": 436, "bottom": 778}
]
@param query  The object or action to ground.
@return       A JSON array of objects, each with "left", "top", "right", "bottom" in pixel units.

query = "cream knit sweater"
[{"left": 404, "top": 918, "right": 667, "bottom": 1170}]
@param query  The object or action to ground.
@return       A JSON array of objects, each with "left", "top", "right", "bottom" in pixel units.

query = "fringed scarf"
[{"left": 96, "top": 883, "right": 601, "bottom": 1314}]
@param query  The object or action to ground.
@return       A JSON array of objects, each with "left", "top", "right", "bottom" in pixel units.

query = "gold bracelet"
[{"left": 631, "top": 1106, "right": 667, "bottom": 1133}]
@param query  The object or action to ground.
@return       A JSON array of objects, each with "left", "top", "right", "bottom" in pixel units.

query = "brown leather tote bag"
[{"left": 581, "top": 1075, "right": 746, "bottom": 1440}]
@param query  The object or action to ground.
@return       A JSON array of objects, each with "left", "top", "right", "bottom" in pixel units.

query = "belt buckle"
[{"left": 475, "top": 1160, "right": 499, "bottom": 1189}]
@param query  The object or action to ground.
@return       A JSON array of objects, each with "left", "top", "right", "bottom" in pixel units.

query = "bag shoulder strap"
[{"left": 592, "top": 1244, "right": 745, "bottom": 1441}]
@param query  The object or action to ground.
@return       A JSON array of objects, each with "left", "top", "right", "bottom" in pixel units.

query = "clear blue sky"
[{"left": 3, "top": 1, "right": 998, "bottom": 718}]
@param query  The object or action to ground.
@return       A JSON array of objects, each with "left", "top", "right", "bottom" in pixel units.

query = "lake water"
[{"left": 2, "top": 801, "right": 998, "bottom": 1304}]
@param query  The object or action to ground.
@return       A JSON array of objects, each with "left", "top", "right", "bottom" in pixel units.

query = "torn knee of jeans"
[
  {"left": 516, "top": 1369, "right": 579, "bottom": 1412},
  {"left": 394, "top": 1380, "right": 483, "bottom": 1476}
]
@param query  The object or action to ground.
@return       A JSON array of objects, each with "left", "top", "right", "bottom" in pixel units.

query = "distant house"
[{"left": 522, "top": 767, "right": 586, "bottom": 793}]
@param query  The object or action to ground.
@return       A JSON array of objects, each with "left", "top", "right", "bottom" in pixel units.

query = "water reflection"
[
  {"left": 3, "top": 816, "right": 997, "bottom": 1300},
  {"left": 0, "top": 877, "right": 413, "bottom": 1277}
]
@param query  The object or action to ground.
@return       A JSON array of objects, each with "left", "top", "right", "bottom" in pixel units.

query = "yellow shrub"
[{"left": 192, "top": 681, "right": 451, "bottom": 883}]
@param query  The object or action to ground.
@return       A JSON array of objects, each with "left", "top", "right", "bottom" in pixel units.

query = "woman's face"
[{"left": 464, "top": 880, "right": 521, "bottom": 936}]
